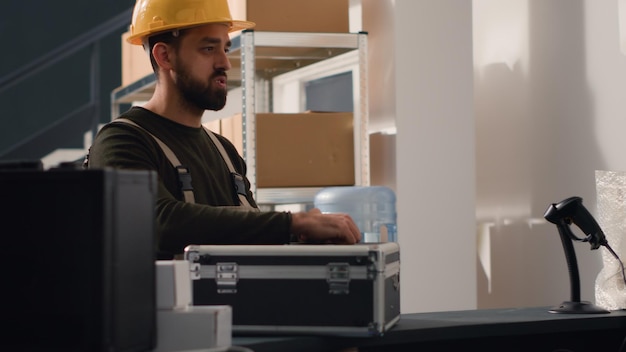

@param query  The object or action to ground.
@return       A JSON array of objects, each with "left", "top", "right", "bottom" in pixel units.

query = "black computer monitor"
[{"left": 0, "top": 167, "right": 157, "bottom": 351}]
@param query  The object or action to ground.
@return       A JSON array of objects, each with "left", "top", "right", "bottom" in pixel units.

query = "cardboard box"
[
  {"left": 121, "top": 31, "right": 153, "bottom": 86},
  {"left": 202, "top": 118, "right": 221, "bottom": 134},
  {"left": 221, "top": 112, "right": 355, "bottom": 188},
  {"left": 370, "top": 132, "right": 396, "bottom": 190},
  {"left": 229, "top": 0, "right": 349, "bottom": 33}
]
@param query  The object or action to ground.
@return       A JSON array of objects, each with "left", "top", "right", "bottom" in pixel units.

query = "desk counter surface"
[{"left": 233, "top": 306, "right": 626, "bottom": 352}]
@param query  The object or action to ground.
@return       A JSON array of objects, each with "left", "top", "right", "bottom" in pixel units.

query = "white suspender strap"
[
  {"left": 203, "top": 126, "right": 257, "bottom": 210},
  {"left": 116, "top": 118, "right": 196, "bottom": 204},
  {"left": 114, "top": 118, "right": 256, "bottom": 210}
]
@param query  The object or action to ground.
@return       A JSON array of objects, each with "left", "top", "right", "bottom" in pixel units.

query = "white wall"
[
  {"left": 473, "top": 0, "right": 626, "bottom": 310},
  {"left": 361, "top": 0, "right": 626, "bottom": 313}
]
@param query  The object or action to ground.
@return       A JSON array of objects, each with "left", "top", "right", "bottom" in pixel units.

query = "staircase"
[
  {"left": 39, "top": 127, "right": 104, "bottom": 169},
  {"left": 0, "top": 6, "right": 133, "bottom": 168}
]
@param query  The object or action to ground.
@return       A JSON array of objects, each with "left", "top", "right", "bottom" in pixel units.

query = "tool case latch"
[
  {"left": 327, "top": 262, "right": 350, "bottom": 295},
  {"left": 216, "top": 262, "right": 239, "bottom": 294},
  {"left": 185, "top": 250, "right": 202, "bottom": 280},
  {"left": 189, "top": 263, "right": 201, "bottom": 280}
]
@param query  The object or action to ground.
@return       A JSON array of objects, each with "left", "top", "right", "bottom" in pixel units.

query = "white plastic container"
[{"left": 314, "top": 186, "right": 397, "bottom": 243}]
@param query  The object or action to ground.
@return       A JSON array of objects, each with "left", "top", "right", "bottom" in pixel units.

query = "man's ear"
[{"left": 152, "top": 43, "right": 174, "bottom": 71}]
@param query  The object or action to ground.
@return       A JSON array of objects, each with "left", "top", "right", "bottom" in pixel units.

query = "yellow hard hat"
[{"left": 127, "top": 0, "right": 256, "bottom": 45}]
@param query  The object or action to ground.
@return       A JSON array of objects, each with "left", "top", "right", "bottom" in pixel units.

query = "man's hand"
[{"left": 290, "top": 208, "right": 361, "bottom": 244}]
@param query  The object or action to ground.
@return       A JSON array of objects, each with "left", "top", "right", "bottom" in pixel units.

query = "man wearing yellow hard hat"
[{"left": 87, "top": 0, "right": 361, "bottom": 259}]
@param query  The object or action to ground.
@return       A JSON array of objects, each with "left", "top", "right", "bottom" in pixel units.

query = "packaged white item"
[
  {"left": 157, "top": 260, "right": 194, "bottom": 309},
  {"left": 154, "top": 305, "right": 232, "bottom": 352}
]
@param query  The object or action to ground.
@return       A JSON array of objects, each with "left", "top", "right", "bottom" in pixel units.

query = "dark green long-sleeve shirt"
[{"left": 88, "top": 107, "right": 291, "bottom": 257}]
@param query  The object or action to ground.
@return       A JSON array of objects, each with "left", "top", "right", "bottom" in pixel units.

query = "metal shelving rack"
[{"left": 111, "top": 30, "right": 369, "bottom": 205}]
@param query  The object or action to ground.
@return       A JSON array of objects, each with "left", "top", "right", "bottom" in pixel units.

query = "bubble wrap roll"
[{"left": 595, "top": 170, "right": 626, "bottom": 310}]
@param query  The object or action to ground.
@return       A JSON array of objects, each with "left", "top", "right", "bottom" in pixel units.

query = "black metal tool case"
[{"left": 183, "top": 242, "right": 401, "bottom": 337}]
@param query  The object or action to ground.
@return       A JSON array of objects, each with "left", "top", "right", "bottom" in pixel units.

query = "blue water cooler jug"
[{"left": 313, "top": 186, "right": 397, "bottom": 243}]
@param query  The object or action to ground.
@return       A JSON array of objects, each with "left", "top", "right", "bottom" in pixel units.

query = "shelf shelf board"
[
  {"left": 256, "top": 187, "right": 323, "bottom": 205},
  {"left": 112, "top": 31, "right": 363, "bottom": 105}
]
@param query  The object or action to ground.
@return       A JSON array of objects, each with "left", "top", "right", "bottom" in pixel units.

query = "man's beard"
[{"left": 174, "top": 61, "right": 227, "bottom": 111}]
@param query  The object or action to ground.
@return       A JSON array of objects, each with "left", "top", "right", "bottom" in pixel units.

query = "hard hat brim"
[{"left": 126, "top": 19, "right": 256, "bottom": 45}]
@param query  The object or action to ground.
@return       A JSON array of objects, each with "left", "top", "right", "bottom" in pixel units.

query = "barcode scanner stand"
[{"left": 544, "top": 196, "right": 611, "bottom": 314}]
